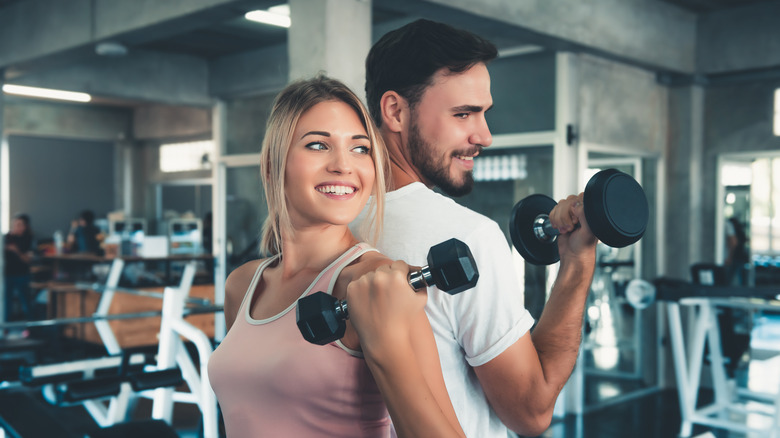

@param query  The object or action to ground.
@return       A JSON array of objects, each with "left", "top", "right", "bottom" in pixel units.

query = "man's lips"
[{"left": 454, "top": 151, "right": 478, "bottom": 170}]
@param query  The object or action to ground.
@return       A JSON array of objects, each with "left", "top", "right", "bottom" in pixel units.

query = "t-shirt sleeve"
[{"left": 449, "top": 221, "right": 535, "bottom": 367}]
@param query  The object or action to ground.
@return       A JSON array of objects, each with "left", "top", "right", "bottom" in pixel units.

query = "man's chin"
[{"left": 439, "top": 178, "right": 474, "bottom": 197}]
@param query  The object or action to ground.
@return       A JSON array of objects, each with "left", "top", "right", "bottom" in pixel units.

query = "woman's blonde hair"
[{"left": 259, "top": 75, "right": 388, "bottom": 256}]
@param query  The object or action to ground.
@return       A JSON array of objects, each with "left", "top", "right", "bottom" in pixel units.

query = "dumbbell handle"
[
  {"left": 533, "top": 213, "right": 585, "bottom": 243},
  {"left": 327, "top": 266, "right": 434, "bottom": 321},
  {"left": 409, "top": 266, "right": 435, "bottom": 290},
  {"left": 533, "top": 214, "right": 559, "bottom": 243}
]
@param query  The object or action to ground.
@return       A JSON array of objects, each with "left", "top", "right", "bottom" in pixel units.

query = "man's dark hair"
[
  {"left": 80, "top": 210, "right": 95, "bottom": 225},
  {"left": 365, "top": 19, "right": 498, "bottom": 127}
]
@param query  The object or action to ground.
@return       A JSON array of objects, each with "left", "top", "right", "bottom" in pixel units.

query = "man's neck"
[{"left": 382, "top": 129, "right": 428, "bottom": 191}]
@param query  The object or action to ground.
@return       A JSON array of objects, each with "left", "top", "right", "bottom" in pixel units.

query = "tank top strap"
[
  {"left": 236, "top": 255, "right": 280, "bottom": 315},
  {"left": 310, "top": 242, "right": 379, "bottom": 297}
]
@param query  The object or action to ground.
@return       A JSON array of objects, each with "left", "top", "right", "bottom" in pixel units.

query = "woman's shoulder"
[{"left": 226, "top": 258, "right": 268, "bottom": 298}]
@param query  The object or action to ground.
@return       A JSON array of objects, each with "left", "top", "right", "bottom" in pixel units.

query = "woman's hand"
[{"left": 345, "top": 260, "right": 426, "bottom": 358}]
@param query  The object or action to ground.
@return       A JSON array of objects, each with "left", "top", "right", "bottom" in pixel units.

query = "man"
[{"left": 357, "top": 19, "right": 598, "bottom": 437}]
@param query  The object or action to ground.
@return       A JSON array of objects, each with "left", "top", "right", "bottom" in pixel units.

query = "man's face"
[{"left": 406, "top": 63, "right": 493, "bottom": 196}]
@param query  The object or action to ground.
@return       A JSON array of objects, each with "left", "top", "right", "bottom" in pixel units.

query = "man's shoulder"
[
  {"left": 386, "top": 183, "right": 491, "bottom": 225},
  {"left": 380, "top": 184, "right": 506, "bottom": 258}
]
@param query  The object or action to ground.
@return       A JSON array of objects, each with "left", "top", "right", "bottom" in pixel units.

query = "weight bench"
[
  {"left": 0, "top": 387, "right": 180, "bottom": 438},
  {"left": 0, "top": 338, "right": 46, "bottom": 383},
  {"left": 54, "top": 368, "right": 184, "bottom": 404},
  {"left": 86, "top": 419, "right": 179, "bottom": 438}
]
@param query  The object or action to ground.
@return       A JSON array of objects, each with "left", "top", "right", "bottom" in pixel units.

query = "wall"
[
  {"left": 578, "top": 54, "right": 668, "bottom": 155},
  {"left": 8, "top": 135, "right": 115, "bottom": 240},
  {"left": 486, "top": 50, "right": 556, "bottom": 134},
  {"left": 3, "top": 99, "right": 131, "bottom": 239}
]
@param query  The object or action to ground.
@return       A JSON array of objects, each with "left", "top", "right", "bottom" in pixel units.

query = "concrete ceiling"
[
  {"left": 659, "top": 0, "right": 779, "bottom": 13},
  {"left": 2, "top": 0, "right": 780, "bottom": 107}
]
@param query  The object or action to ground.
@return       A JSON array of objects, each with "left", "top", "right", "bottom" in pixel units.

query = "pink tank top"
[{"left": 208, "top": 243, "right": 391, "bottom": 438}]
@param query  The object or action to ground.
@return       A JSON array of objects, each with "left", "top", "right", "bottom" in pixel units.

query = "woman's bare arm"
[{"left": 346, "top": 260, "right": 465, "bottom": 438}]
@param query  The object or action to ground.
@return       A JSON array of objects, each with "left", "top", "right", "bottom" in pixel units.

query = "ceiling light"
[
  {"left": 95, "top": 41, "right": 128, "bottom": 57},
  {"left": 245, "top": 4, "right": 290, "bottom": 28},
  {"left": 2, "top": 84, "right": 91, "bottom": 103}
]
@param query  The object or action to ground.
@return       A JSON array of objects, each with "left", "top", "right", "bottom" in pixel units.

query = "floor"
[
  {"left": 522, "top": 307, "right": 780, "bottom": 438},
  {"left": 1, "top": 311, "right": 779, "bottom": 438}
]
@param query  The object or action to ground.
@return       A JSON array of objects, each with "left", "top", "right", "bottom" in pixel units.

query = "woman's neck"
[{"left": 277, "top": 226, "right": 359, "bottom": 280}]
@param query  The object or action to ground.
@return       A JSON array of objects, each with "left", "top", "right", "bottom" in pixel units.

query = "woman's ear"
[{"left": 380, "top": 91, "right": 407, "bottom": 133}]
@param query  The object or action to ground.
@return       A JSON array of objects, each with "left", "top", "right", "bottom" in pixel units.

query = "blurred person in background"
[
  {"left": 67, "top": 209, "right": 102, "bottom": 255},
  {"left": 4, "top": 213, "right": 34, "bottom": 323}
]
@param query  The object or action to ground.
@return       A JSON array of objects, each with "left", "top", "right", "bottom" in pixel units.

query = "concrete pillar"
[
  {"left": 0, "top": 74, "right": 5, "bottom": 323},
  {"left": 553, "top": 52, "right": 582, "bottom": 201},
  {"left": 288, "top": 0, "right": 371, "bottom": 100},
  {"left": 666, "top": 85, "right": 705, "bottom": 279}
]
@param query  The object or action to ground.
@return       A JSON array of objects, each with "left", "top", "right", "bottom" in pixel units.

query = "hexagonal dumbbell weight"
[
  {"left": 296, "top": 238, "right": 478, "bottom": 345},
  {"left": 509, "top": 168, "right": 649, "bottom": 265}
]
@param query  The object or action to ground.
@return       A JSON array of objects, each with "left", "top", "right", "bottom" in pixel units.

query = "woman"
[
  {"left": 208, "top": 76, "right": 464, "bottom": 438},
  {"left": 4, "top": 213, "right": 34, "bottom": 322}
]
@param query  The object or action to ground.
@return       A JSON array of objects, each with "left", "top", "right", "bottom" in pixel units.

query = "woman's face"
[
  {"left": 284, "top": 100, "right": 376, "bottom": 230},
  {"left": 11, "top": 218, "right": 26, "bottom": 235}
]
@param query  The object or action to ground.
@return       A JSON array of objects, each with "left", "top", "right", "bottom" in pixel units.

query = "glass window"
[
  {"left": 226, "top": 165, "right": 266, "bottom": 274},
  {"left": 774, "top": 88, "right": 780, "bottom": 136},
  {"left": 160, "top": 140, "right": 214, "bottom": 172},
  {"left": 750, "top": 157, "right": 780, "bottom": 256}
]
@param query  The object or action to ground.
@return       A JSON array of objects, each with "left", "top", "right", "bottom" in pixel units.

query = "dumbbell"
[
  {"left": 296, "top": 238, "right": 478, "bottom": 345},
  {"left": 510, "top": 168, "right": 649, "bottom": 265}
]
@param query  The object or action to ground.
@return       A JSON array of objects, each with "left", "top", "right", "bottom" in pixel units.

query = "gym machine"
[
  {"left": 0, "top": 261, "right": 221, "bottom": 438},
  {"left": 625, "top": 277, "right": 780, "bottom": 438}
]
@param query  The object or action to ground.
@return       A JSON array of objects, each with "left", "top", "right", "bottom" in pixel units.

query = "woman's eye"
[
  {"left": 305, "top": 141, "right": 327, "bottom": 151},
  {"left": 353, "top": 145, "right": 371, "bottom": 155}
]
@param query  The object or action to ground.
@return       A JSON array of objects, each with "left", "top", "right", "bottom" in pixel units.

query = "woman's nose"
[{"left": 327, "top": 148, "right": 352, "bottom": 174}]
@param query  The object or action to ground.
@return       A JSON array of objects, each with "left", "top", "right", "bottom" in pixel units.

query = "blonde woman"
[{"left": 208, "top": 76, "right": 464, "bottom": 438}]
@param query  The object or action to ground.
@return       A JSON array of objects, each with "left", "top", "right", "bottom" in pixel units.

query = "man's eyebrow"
[
  {"left": 452, "top": 104, "right": 493, "bottom": 113},
  {"left": 301, "top": 130, "right": 331, "bottom": 139}
]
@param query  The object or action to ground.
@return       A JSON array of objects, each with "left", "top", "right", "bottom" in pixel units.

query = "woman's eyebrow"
[{"left": 301, "top": 130, "right": 330, "bottom": 139}]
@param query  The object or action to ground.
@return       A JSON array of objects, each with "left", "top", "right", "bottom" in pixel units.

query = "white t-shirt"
[{"left": 353, "top": 182, "right": 535, "bottom": 438}]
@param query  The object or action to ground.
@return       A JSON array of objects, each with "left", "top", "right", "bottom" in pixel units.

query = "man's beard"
[{"left": 408, "top": 119, "right": 476, "bottom": 197}]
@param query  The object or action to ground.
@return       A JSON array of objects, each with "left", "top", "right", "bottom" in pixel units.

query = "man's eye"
[
  {"left": 455, "top": 113, "right": 469, "bottom": 119},
  {"left": 306, "top": 142, "right": 327, "bottom": 151}
]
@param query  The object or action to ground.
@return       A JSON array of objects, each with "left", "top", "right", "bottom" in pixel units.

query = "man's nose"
[{"left": 470, "top": 116, "right": 492, "bottom": 148}]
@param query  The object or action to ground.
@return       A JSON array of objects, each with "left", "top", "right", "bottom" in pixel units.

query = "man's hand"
[{"left": 548, "top": 193, "right": 598, "bottom": 264}]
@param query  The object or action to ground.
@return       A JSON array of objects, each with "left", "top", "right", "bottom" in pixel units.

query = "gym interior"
[{"left": 1, "top": 0, "right": 780, "bottom": 437}]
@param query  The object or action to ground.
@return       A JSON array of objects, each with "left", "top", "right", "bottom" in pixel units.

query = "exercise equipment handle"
[{"left": 533, "top": 214, "right": 561, "bottom": 242}]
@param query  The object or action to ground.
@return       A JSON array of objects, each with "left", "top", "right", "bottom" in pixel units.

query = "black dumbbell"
[
  {"left": 509, "top": 168, "right": 649, "bottom": 265},
  {"left": 296, "top": 238, "right": 478, "bottom": 345}
]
